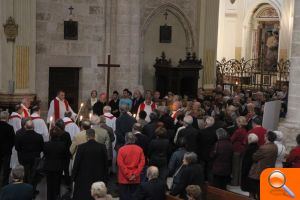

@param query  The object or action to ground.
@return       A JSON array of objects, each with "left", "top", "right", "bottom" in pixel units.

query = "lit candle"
[
  {"left": 75, "top": 102, "right": 84, "bottom": 122},
  {"left": 80, "top": 115, "right": 83, "bottom": 121},
  {"left": 49, "top": 116, "right": 53, "bottom": 132},
  {"left": 133, "top": 114, "right": 136, "bottom": 118},
  {"left": 235, "top": 81, "right": 238, "bottom": 85},
  {"left": 89, "top": 113, "right": 92, "bottom": 120}
]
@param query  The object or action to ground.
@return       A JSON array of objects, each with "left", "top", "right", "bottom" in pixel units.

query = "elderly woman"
[
  {"left": 248, "top": 131, "right": 278, "bottom": 199},
  {"left": 211, "top": 128, "right": 233, "bottom": 190},
  {"left": 286, "top": 134, "right": 300, "bottom": 167},
  {"left": 230, "top": 116, "right": 248, "bottom": 186},
  {"left": 91, "top": 182, "right": 112, "bottom": 200},
  {"left": 273, "top": 130, "right": 287, "bottom": 167},
  {"left": 241, "top": 134, "right": 259, "bottom": 195},
  {"left": 170, "top": 152, "right": 204, "bottom": 199}
]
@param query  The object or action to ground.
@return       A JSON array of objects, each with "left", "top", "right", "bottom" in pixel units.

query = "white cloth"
[
  {"left": 174, "top": 126, "right": 186, "bottom": 144},
  {"left": 275, "top": 141, "right": 287, "bottom": 168},
  {"left": 91, "top": 98, "right": 97, "bottom": 107},
  {"left": 103, "top": 113, "right": 116, "bottom": 132},
  {"left": 47, "top": 97, "right": 77, "bottom": 122},
  {"left": 63, "top": 117, "right": 80, "bottom": 141},
  {"left": 8, "top": 112, "right": 22, "bottom": 133},
  {"left": 31, "top": 113, "right": 49, "bottom": 142},
  {"left": 136, "top": 102, "right": 156, "bottom": 122}
]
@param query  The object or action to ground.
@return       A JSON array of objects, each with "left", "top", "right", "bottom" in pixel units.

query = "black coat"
[
  {"left": 15, "top": 130, "right": 44, "bottom": 165},
  {"left": 171, "top": 163, "right": 204, "bottom": 198},
  {"left": 115, "top": 113, "right": 136, "bottom": 148},
  {"left": 241, "top": 143, "right": 259, "bottom": 192},
  {"left": 133, "top": 178, "right": 166, "bottom": 200},
  {"left": 93, "top": 101, "right": 107, "bottom": 116},
  {"left": 143, "top": 120, "right": 158, "bottom": 141},
  {"left": 177, "top": 125, "right": 199, "bottom": 152},
  {"left": 148, "top": 138, "right": 169, "bottom": 167},
  {"left": 211, "top": 139, "right": 233, "bottom": 176},
  {"left": 135, "top": 132, "right": 149, "bottom": 156},
  {"left": 132, "top": 97, "right": 144, "bottom": 114},
  {"left": 198, "top": 125, "right": 218, "bottom": 162},
  {"left": 59, "top": 131, "right": 72, "bottom": 159},
  {"left": 109, "top": 99, "right": 120, "bottom": 117},
  {"left": 0, "top": 121, "right": 15, "bottom": 157},
  {"left": 43, "top": 137, "right": 67, "bottom": 172},
  {"left": 159, "top": 114, "right": 175, "bottom": 130},
  {"left": 72, "top": 140, "right": 108, "bottom": 200}
]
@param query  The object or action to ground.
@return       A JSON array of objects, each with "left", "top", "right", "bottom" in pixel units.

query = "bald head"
[
  {"left": 25, "top": 120, "right": 34, "bottom": 130},
  {"left": 147, "top": 166, "right": 159, "bottom": 180}
]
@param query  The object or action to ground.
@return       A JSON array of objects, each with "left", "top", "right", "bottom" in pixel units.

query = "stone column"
[
  {"left": 278, "top": 0, "right": 300, "bottom": 150},
  {"left": 200, "top": 0, "right": 220, "bottom": 89}
]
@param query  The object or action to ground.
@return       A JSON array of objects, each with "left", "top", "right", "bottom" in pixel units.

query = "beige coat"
[{"left": 70, "top": 130, "right": 87, "bottom": 156}]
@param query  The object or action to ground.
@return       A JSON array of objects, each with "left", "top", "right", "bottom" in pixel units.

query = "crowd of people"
[{"left": 0, "top": 84, "right": 297, "bottom": 200}]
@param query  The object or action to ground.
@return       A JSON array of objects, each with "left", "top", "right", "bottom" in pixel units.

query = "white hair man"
[
  {"left": 103, "top": 105, "right": 116, "bottom": 132},
  {"left": 133, "top": 166, "right": 166, "bottom": 200},
  {"left": 175, "top": 115, "right": 199, "bottom": 152}
]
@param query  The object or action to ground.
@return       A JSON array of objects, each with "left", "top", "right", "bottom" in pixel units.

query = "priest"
[
  {"left": 8, "top": 104, "right": 23, "bottom": 132},
  {"left": 63, "top": 111, "right": 80, "bottom": 141},
  {"left": 47, "top": 90, "right": 77, "bottom": 122},
  {"left": 136, "top": 93, "right": 157, "bottom": 122},
  {"left": 31, "top": 105, "right": 49, "bottom": 142}
]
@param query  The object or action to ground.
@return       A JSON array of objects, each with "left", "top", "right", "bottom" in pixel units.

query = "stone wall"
[{"left": 36, "top": 0, "right": 107, "bottom": 111}]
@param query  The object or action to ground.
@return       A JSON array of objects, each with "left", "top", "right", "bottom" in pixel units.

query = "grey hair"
[
  {"left": 0, "top": 111, "right": 9, "bottom": 121},
  {"left": 103, "top": 106, "right": 111, "bottom": 113},
  {"left": 147, "top": 166, "right": 159, "bottom": 180},
  {"left": 11, "top": 165, "right": 25, "bottom": 181},
  {"left": 205, "top": 116, "right": 215, "bottom": 127},
  {"left": 216, "top": 128, "right": 228, "bottom": 140},
  {"left": 91, "top": 181, "right": 108, "bottom": 198},
  {"left": 183, "top": 152, "right": 198, "bottom": 164},
  {"left": 248, "top": 133, "right": 259, "bottom": 144},
  {"left": 183, "top": 115, "right": 193, "bottom": 125},
  {"left": 120, "top": 104, "right": 129, "bottom": 113},
  {"left": 132, "top": 123, "right": 143, "bottom": 132},
  {"left": 125, "top": 132, "right": 136, "bottom": 144}
]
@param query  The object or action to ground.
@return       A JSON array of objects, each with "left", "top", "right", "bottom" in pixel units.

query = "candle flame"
[
  {"left": 50, "top": 116, "right": 53, "bottom": 122},
  {"left": 80, "top": 115, "right": 83, "bottom": 121},
  {"left": 80, "top": 103, "right": 84, "bottom": 107}
]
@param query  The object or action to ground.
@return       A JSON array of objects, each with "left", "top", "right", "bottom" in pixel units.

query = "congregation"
[{"left": 0, "top": 85, "right": 299, "bottom": 200}]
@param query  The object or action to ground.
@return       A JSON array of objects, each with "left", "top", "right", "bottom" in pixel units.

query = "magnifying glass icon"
[{"left": 268, "top": 170, "right": 295, "bottom": 198}]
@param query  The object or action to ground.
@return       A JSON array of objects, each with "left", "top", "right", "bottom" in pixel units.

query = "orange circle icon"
[{"left": 268, "top": 170, "right": 286, "bottom": 188}]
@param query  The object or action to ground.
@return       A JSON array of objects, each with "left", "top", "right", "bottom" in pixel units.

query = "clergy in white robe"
[
  {"left": 21, "top": 97, "right": 31, "bottom": 118},
  {"left": 8, "top": 104, "right": 23, "bottom": 168},
  {"left": 31, "top": 106, "right": 49, "bottom": 142},
  {"left": 103, "top": 106, "right": 116, "bottom": 132},
  {"left": 47, "top": 90, "right": 77, "bottom": 122},
  {"left": 136, "top": 101, "right": 157, "bottom": 122},
  {"left": 63, "top": 113, "right": 80, "bottom": 141}
]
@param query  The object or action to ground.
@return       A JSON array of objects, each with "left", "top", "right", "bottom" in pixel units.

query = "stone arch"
[
  {"left": 138, "top": 3, "right": 195, "bottom": 85},
  {"left": 241, "top": 0, "right": 282, "bottom": 58}
]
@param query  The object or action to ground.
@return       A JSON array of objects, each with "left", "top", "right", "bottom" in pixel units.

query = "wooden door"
[{"left": 48, "top": 67, "right": 80, "bottom": 112}]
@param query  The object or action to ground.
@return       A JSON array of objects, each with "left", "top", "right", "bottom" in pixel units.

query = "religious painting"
[
  {"left": 64, "top": 21, "right": 78, "bottom": 40},
  {"left": 160, "top": 25, "right": 172, "bottom": 43},
  {"left": 263, "top": 74, "right": 271, "bottom": 85}
]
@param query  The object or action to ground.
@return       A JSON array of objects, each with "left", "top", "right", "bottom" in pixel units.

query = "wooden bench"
[
  {"left": 166, "top": 194, "right": 183, "bottom": 200},
  {"left": 204, "top": 185, "right": 254, "bottom": 200}
]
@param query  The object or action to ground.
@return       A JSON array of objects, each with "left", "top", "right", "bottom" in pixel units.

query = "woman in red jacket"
[
  {"left": 286, "top": 134, "right": 300, "bottom": 168},
  {"left": 117, "top": 132, "right": 145, "bottom": 200}
]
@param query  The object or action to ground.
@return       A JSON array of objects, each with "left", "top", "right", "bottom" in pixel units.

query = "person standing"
[
  {"left": 21, "top": 97, "right": 31, "bottom": 118},
  {"left": 70, "top": 120, "right": 92, "bottom": 156},
  {"left": 136, "top": 93, "right": 157, "bottom": 122},
  {"left": 63, "top": 111, "right": 80, "bottom": 141},
  {"left": 248, "top": 117, "right": 267, "bottom": 146},
  {"left": 8, "top": 104, "right": 23, "bottom": 133},
  {"left": 115, "top": 105, "right": 136, "bottom": 150},
  {"left": 286, "top": 134, "right": 300, "bottom": 167},
  {"left": 93, "top": 93, "right": 107, "bottom": 116},
  {"left": 30, "top": 105, "right": 49, "bottom": 142},
  {"left": 109, "top": 91, "right": 120, "bottom": 118},
  {"left": 72, "top": 129, "right": 108, "bottom": 200},
  {"left": 47, "top": 90, "right": 77, "bottom": 122},
  {"left": 83, "top": 90, "right": 98, "bottom": 118},
  {"left": 103, "top": 106, "right": 116, "bottom": 131},
  {"left": 117, "top": 132, "right": 145, "bottom": 200},
  {"left": 44, "top": 127, "right": 67, "bottom": 200},
  {"left": 131, "top": 89, "right": 144, "bottom": 115},
  {"left": 0, "top": 111, "right": 15, "bottom": 187},
  {"left": 14, "top": 120, "right": 43, "bottom": 193},
  {"left": 119, "top": 89, "right": 133, "bottom": 110}
]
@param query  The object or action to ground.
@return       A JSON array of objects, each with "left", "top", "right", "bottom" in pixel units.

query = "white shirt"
[
  {"left": 31, "top": 113, "right": 49, "bottom": 142},
  {"left": 63, "top": 117, "right": 80, "bottom": 141},
  {"left": 275, "top": 141, "right": 287, "bottom": 168},
  {"left": 103, "top": 112, "right": 116, "bottom": 132},
  {"left": 91, "top": 98, "right": 98, "bottom": 107},
  {"left": 47, "top": 97, "right": 77, "bottom": 122},
  {"left": 8, "top": 112, "right": 22, "bottom": 132},
  {"left": 137, "top": 102, "right": 156, "bottom": 122}
]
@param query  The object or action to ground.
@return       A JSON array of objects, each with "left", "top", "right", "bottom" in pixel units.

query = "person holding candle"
[
  {"left": 63, "top": 111, "right": 80, "bottom": 141},
  {"left": 47, "top": 90, "right": 77, "bottom": 123}
]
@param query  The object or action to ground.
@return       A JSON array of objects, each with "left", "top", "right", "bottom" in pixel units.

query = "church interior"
[{"left": 0, "top": 0, "right": 300, "bottom": 199}]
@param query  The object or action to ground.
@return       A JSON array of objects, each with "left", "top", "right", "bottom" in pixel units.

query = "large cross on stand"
[{"left": 97, "top": 55, "right": 120, "bottom": 102}]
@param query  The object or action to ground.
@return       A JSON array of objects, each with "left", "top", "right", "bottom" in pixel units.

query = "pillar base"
[{"left": 278, "top": 119, "right": 300, "bottom": 151}]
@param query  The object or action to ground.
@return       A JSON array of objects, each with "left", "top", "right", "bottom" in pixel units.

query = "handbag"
[{"left": 166, "top": 164, "right": 183, "bottom": 190}]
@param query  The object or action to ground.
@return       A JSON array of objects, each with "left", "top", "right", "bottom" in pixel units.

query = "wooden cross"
[{"left": 97, "top": 55, "right": 120, "bottom": 102}]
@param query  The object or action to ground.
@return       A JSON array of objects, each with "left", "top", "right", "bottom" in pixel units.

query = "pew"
[
  {"left": 204, "top": 185, "right": 254, "bottom": 200},
  {"left": 166, "top": 194, "right": 183, "bottom": 200}
]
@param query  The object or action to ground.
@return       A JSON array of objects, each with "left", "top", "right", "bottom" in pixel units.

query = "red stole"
[
  {"left": 139, "top": 102, "right": 156, "bottom": 112},
  {"left": 104, "top": 115, "right": 115, "bottom": 120},
  {"left": 23, "top": 109, "right": 30, "bottom": 118},
  {"left": 54, "top": 98, "right": 70, "bottom": 121},
  {"left": 9, "top": 115, "right": 21, "bottom": 120},
  {"left": 31, "top": 116, "right": 41, "bottom": 121}
]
